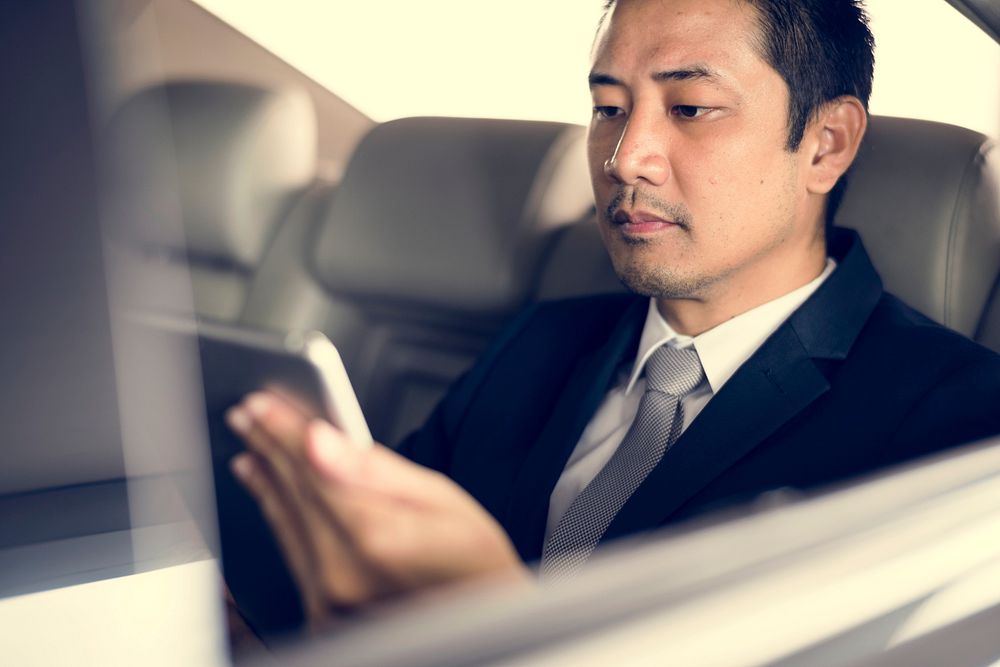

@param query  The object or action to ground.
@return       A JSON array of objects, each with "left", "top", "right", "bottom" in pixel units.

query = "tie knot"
[{"left": 644, "top": 345, "right": 704, "bottom": 397}]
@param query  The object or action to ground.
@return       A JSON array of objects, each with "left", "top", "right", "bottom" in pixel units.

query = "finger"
[
  {"left": 234, "top": 393, "right": 341, "bottom": 526},
  {"left": 230, "top": 411, "right": 383, "bottom": 612},
  {"left": 229, "top": 453, "right": 329, "bottom": 621},
  {"left": 285, "top": 469, "right": 413, "bottom": 592},
  {"left": 297, "top": 444, "right": 521, "bottom": 591},
  {"left": 303, "top": 423, "right": 524, "bottom": 586},
  {"left": 229, "top": 409, "right": 350, "bottom": 603},
  {"left": 234, "top": 399, "right": 450, "bottom": 606},
  {"left": 305, "top": 420, "right": 463, "bottom": 510},
  {"left": 242, "top": 391, "right": 312, "bottom": 457},
  {"left": 228, "top": 392, "right": 326, "bottom": 520},
  {"left": 227, "top": 402, "right": 304, "bottom": 517},
  {"left": 300, "top": 425, "right": 447, "bottom": 568}
]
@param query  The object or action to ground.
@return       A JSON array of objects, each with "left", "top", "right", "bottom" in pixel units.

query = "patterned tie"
[{"left": 539, "top": 344, "right": 705, "bottom": 581}]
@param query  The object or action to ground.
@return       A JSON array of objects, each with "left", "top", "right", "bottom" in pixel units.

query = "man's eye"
[
  {"left": 593, "top": 106, "right": 623, "bottom": 120},
  {"left": 672, "top": 105, "right": 711, "bottom": 119}
]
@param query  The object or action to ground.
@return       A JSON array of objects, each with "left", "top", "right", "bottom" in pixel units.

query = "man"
[{"left": 225, "top": 0, "right": 1000, "bottom": 620}]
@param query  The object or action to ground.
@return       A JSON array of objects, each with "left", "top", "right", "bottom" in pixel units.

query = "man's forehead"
[{"left": 592, "top": 0, "right": 764, "bottom": 75}]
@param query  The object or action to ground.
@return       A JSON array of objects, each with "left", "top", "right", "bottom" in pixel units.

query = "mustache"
[{"left": 604, "top": 189, "right": 693, "bottom": 231}]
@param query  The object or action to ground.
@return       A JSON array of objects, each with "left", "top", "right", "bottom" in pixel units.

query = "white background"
[{"left": 193, "top": 0, "right": 1000, "bottom": 137}]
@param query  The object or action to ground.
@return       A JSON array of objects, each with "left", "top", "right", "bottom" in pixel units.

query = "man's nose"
[{"left": 603, "top": 115, "right": 670, "bottom": 187}]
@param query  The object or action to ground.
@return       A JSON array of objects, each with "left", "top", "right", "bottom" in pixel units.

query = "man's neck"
[{"left": 656, "top": 248, "right": 828, "bottom": 337}]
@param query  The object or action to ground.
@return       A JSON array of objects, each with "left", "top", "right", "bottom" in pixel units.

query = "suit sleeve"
[
  {"left": 885, "top": 353, "right": 1000, "bottom": 462},
  {"left": 394, "top": 303, "right": 540, "bottom": 473}
]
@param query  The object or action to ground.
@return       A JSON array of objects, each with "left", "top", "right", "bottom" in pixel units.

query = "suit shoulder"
[
  {"left": 532, "top": 292, "right": 639, "bottom": 320},
  {"left": 462, "top": 293, "right": 639, "bottom": 386},
  {"left": 865, "top": 292, "right": 1000, "bottom": 371},
  {"left": 508, "top": 293, "right": 638, "bottom": 340}
]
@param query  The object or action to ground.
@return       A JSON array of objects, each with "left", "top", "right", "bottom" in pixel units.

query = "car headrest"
[
  {"left": 106, "top": 81, "right": 317, "bottom": 268},
  {"left": 311, "top": 117, "right": 592, "bottom": 313},
  {"left": 835, "top": 116, "right": 1000, "bottom": 337},
  {"left": 534, "top": 215, "right": 623, "bottom": 301}
]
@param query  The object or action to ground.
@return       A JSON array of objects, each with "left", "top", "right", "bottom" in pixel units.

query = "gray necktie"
[{"left": 540, "top": 344, "right": 705, "bottom": 580}]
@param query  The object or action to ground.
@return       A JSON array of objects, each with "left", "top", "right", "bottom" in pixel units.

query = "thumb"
[{"left": 305, "top": 420, "right": 451, "bottom": 505}]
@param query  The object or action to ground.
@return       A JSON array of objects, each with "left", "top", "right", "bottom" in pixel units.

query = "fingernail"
[
  {"left": 308, "top": 420, "right": 346, "bottom": 475},
  {"left": 245, "top": 393, "right": 271, "bottom": 419},
  {"left": 230, "top": 454, "right": 254, "bottom": 481},
  {"left": 226, "top": 407, "right": 251, "bottom": 434}
]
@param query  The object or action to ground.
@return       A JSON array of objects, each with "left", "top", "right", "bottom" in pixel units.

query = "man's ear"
[{"left": 804, "top": 96, "right": 867, "bottom": 195}]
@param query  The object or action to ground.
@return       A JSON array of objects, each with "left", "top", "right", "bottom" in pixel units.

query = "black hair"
[{"left": 600, "top": 0, "right": 875, "bottom": 232}]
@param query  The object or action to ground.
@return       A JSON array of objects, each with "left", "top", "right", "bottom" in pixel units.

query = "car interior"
[
  {"left": 1, "top": 0, "right": 999, "bottom": 665},
  {"left": 105, "top": 78, "right": 1000, "bottom": 446}
]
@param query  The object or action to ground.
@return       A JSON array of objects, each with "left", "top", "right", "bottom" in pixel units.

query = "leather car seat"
[
  {"left": 103, "top": 80, "right": 318, "bottom": 322},
  {"left": 836, "top": 115, "right": 1000, "bottom": 346},
  {"left": 306, "top": 117, "right": 593, "bottom": 444}
]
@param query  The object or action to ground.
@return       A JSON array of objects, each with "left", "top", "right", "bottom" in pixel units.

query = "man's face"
[{"left": 589, "top": 0, "right": 818, "bottom": 302}]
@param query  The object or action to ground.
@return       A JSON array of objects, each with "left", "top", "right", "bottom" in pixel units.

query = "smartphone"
[
  {"left": 192, "top": 320, "right": 372, "bottom": 636},
  {"left": 194, "top": 321, "right": 372, "bottom": 448},
  {"left": 130, "top": 314, "right": 371, "bottom": 637}
]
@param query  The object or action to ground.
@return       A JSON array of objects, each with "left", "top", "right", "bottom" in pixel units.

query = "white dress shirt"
[{"left": 545, "top": 259, "right": 837, "bottom": 538}]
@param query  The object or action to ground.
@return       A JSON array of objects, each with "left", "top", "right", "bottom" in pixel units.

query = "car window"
[{"left": 193, "top": 0, "right": 999, "bottom": 136}]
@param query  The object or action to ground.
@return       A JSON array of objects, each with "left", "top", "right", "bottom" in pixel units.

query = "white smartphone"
[
  {"left": 134, "top": 314, "right": 372, "bottom": 448},
  {"left": 127, "top": 314, "right": 372, "bottom": 635},
  {"left": 198, "top": 323, "right": 372, "bottom": 448}
]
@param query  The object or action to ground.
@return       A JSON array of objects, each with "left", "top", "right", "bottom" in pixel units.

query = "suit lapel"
[
  {"left": 504, "top": 298, "right": 646, "bottom": 561},
  {"left": 601, "top": 227, "right": 884, "bottom": 544},
  {"left": 600, "top": 325, "right": 829, "bottom": 543}
]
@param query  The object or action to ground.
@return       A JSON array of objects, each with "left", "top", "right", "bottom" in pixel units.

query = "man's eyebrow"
[
  {"left": 588, "top": 72, "right": 623, "bottom": 87},
  {"left": 652, "top": 65, "right": 720, "bottom": 82},
  {"left": 588, "top": 65, "right": 723, "bottom": 87}
]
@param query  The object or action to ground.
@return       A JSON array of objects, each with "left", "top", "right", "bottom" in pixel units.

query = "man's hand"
[{"left": 224, "top": 391, "right": 529, "bottom": 625}]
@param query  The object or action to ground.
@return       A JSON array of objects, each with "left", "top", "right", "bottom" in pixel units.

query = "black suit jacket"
[{"left": 397, "top": 229, "right": 1000, "bottom": 562}]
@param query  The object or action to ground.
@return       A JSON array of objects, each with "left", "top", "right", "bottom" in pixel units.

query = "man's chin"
[{"left": 612, "top": 261, "right": 706, "bottom": 300}]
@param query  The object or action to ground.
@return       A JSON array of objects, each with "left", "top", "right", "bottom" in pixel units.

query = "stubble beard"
[
  {"left": 610, "top": 235, "right": 716, "bottom": 299},
  {"left": 602, "top": 189, "right": 711, "bottom": 299}
]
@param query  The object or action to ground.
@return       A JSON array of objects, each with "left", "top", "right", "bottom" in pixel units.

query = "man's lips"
[{"left": 612, "top": 209, "right": 685, "bottom": 233}]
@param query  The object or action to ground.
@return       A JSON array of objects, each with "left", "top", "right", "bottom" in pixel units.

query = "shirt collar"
[{"left": 625, "top": 258, "right": 837, "bottom": 395}]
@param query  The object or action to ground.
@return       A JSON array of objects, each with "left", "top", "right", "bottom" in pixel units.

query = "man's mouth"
[{"left": 611, "top": 209, "right": 688, "bottom": 234}]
